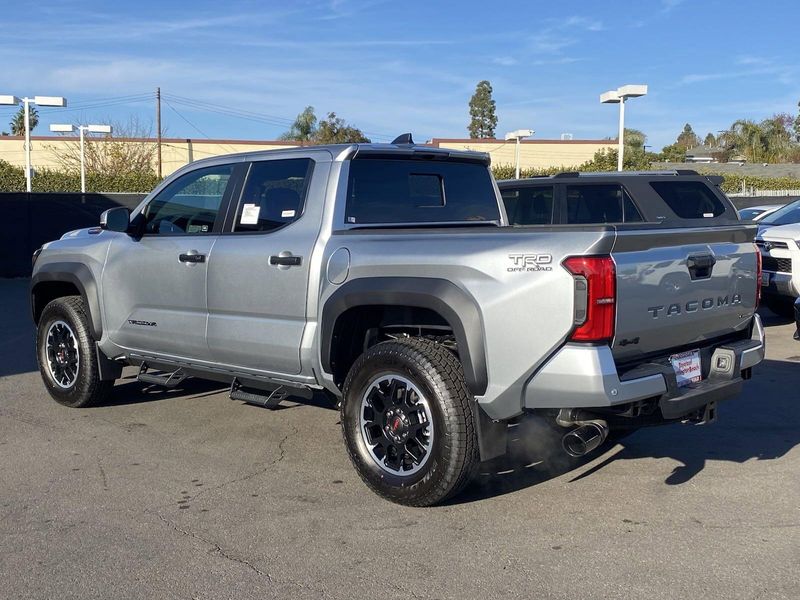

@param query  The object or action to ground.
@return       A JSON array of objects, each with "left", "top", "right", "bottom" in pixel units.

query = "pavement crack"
[
  {"left": 154, "top": 513, "right": 273, "bottom": 582},
  {"left": 152, "top": 425, "right": 299, "bottom": 511},
  {"left": 96, "top": 457, "right": 109, "bottom": 491}
]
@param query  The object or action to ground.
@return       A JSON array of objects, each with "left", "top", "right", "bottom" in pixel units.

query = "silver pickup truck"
[{"left": 31, "top": 139, "right": 765, "bottom": 506}]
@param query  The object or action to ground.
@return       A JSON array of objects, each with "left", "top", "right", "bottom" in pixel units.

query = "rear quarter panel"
[{"left": 317, "top": 226, "right": 614, "bottom": 419}]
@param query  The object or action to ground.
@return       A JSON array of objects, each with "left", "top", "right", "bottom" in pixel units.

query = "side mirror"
[{"left": 100, "top": 207, "right": 130, "bottom": 233}]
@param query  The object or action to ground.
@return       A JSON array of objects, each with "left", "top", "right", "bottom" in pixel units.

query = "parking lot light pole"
[
  {"left": 0, "top": 94, "right": 68, "bottom": 191},
  {"left": 51, "top": 123, "right": 113, "bottom": 193},
  {"left": 600, "top": 85, "right": 647, "bottom": 171},
  {"left": 504, "top": 129, "right": 535, "bottom": 179}
]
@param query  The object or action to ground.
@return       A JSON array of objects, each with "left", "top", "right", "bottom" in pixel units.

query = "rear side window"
[
  {"left": 233, "top": 158, "right": 312, "bottom": 233},
  {"left": 501, "top": 186, "right": 554, "bottom": 225},
  {"left": 345, "top": 159, "right": 500, "bottom": 225},
  {"left": 565, "top": 184, "right": 643, "bottom": 224},
  {"left": 650, "top": 181, "right": 726, "bottom": 219}
]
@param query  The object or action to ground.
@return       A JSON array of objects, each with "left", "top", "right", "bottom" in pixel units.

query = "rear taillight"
[
  {"left": 563, "top": 256, "right": 616, "bottom": 343},
  {"left": 754, "top": 244, "right": 762, "bottom": 309}
]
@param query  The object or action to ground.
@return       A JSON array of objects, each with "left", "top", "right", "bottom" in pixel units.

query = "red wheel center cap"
[{"left": 391, "top": 417, "right": 402, "bottom": 432}]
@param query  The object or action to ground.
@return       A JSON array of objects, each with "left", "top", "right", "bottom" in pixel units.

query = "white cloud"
[
  {"left": 493, "top": 56, "right": 518, "bottom": 67},
  {"left": 562, "top": 16, "right": 604, "bottom": 31}
]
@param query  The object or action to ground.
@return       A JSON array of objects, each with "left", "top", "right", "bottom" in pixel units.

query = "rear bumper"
[
  {"left": 762, "top": 270, "right": 799, "bottom": 297},
  {"left": 524, "top": 314, "right": 765, "bottom": 418}
]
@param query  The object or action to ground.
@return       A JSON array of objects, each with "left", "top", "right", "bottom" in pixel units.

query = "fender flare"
[
  {"left": 320, "top": 277, "right": 488, "bottom": 396},
  {"left": 31, "top": 262, "right": 103, "bottom": 339}
]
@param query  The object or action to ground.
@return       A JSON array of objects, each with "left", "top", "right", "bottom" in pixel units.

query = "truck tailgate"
[{"left": 610, "top": 224, "right": 759, "bottom": 363}]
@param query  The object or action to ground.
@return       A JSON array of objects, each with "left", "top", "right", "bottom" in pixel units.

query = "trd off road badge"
[{"left": 507, "top": 253, "right": 553, "bottom": 272}]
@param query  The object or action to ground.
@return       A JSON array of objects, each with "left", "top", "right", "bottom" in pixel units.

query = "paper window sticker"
[
  {"left": 240, "top": 203, "right": 261, "bottom": 224},
  {"left": 281, "top": 209, "right": 296, "bottom": 218}
]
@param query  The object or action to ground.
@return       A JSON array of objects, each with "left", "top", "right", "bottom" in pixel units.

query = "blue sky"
[{"left": 1, "top": 0, "right": 798, "bottom": 149}]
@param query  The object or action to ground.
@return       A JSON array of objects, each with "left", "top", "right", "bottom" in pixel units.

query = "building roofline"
[
  {"left": 0, "top": 135, "right": 619, "bottom": 146},
  {"left": 0, "top": 135, "right": 303, "bottom": 145},
  {"left": 429, "top": 137, "right": 617, "bottom": 145}
]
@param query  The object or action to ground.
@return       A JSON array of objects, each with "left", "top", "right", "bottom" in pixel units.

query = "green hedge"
[
  {"left": 491, "top": 164, "right": 570, "bottom": 180},
  {"left": 711, "top": 174, "right": 800, "bottom": 194},
  {"left": 0, "top": 160, "right": 161, "bottom": 193}
]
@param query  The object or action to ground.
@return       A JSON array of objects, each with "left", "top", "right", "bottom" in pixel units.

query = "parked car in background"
[
  {"left": 738, "top": 204, "right": 783, "bottom": 221},
  {"left": 756, "top": 225, "right": 800, "bottom": 318},
  {"left": 752, "top": 199, "right": 800, "bottom": 317},
  {"left": 794, "top": 298, "right": 800, "bottom": 340},
  {"left": 756, "top": 198, "right": 800, "bottom": 232}
]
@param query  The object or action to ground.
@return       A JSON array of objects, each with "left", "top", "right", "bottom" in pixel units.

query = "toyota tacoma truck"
[{"left": 31, "top": 139, "right": 764, "bottom": 506}]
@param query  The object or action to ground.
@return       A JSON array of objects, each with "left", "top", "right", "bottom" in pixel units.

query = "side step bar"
[
  {"left": 137, "top": 363, "right": 187, "bottom": 388},
  {"left": 230, "top": 378, "right": 289, "bottom": 409}
]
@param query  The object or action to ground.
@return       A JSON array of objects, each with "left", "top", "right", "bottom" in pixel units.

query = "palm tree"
[
  {"left": 10, "top": 105, "right": 38, "bottom": 136},
  {"left": 759, "top": 114, "right": 793, "bottom": 162},
  {"left": 728, "top": 120, "right": 765, "bottom": 162}
]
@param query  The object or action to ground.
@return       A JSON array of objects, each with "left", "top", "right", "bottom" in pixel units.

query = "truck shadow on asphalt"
[
  {"left": 103, "top": 374, "right": 339, "bottom": 411},
  {"left": 99, "top": 374, "right": 230, "bottom": 406},
  {"left": 455, "top": 356, "right": 800, "bottom": 505}
]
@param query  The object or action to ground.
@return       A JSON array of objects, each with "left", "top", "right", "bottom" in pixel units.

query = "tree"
[
  {"left": 676, "top": 123, "right": 700, "bottom": 149},
  {"left": 624, "top": 128, "right": 646, "bottom": 151},
  {"left": 659, "top": 143, "right": 687, "bottom": 162},
  {"left": 794, "top": 100, "right": 800, "bottom": 142},
  {"left": 759, "top": 113, "right": 793, "bottom": 162},
  {"left": 704, "top": 132, "right": 717, "bottom": 147},
  {"left": 10, "top": 105, "right": 38, "bottom": 136},
  {"left": 280, "top": 106, "right": 318, "bottom": 141},
  {"left": 580, "top": 147, "right": 651, "bottom": 171},
  {"left": 313, "top": 112, "right": 370, "bottom": 144},
  {"left": 49, "top": 116, "right": 158, "bottom": 176},
  {"left": 468, "top": 80, "right": 497, "bottom": 138}
]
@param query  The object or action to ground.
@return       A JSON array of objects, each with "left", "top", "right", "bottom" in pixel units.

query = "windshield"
[{"left": 759, "top": 199, "right": 800, "bottom": 226}]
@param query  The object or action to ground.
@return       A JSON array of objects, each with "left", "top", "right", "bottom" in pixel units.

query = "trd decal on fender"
[
  {"left": 507, "top": 253, "right": 553, "bottom": 272},
  {"left": 127, "top": 319, "right": 158, "bottom": 327}
]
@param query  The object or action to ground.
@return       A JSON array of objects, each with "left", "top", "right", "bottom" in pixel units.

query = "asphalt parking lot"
[{"left": 1, "top": 278, "right": 798, "bottom": 600}]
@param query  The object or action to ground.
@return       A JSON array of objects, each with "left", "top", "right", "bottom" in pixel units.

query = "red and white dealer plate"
[{"left": 670, "top": 349, "right": 702, "bottom": 387}]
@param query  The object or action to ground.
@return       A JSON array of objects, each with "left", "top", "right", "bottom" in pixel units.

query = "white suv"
[{"left": 756, "top": 199, "right": 800, "bottom": 317}]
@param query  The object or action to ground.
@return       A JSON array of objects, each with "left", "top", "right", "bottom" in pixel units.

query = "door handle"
[
  {"left": 179, "top": 252, "right": 206, "bottom": 263},
  {"left": 686, "top": 253, "right": 715, "bottom": 280},
  {"left": 270, "top": 254, "right": 302, "bottom": 267},
  {"left": 687, "top": 254, "right": 716, "bottom": 270}
]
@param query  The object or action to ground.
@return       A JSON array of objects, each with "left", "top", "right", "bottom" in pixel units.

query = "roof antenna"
[{"left": 391, "top": 133, "right": 414, "bottom": 145}]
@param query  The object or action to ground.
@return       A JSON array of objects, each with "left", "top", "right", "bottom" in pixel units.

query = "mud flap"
[
  {"left": 475, "top": 403, "right": 507, "bottom": 461},
  {"left": 96, "top": 344, "right": 123, "bottom": 381}
]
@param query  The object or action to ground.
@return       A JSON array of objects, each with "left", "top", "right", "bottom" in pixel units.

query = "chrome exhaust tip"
[{"left": 562, "top": 421, "right": 608, "bottom": 457}]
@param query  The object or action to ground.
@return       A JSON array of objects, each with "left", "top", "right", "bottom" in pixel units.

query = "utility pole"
[
  {"left": 156, "top": 87, "right": 162, "bottom": 179},
  {"left": 24, "top": 98, "right": 32, "bottom": 192}
]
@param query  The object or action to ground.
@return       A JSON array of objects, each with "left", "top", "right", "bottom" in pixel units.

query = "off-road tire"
[
  {"left": 36, "top": 296, "right": 114, "bottom": 408},
  {"left": 341, "top": 337, "right": 479, "bottom": 507}
]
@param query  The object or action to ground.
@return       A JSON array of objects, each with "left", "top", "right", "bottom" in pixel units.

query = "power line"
[
  {"left": 164, "top": 93, "right": 297, "bottom": 126},
  {"left": 39, "top": 94, "right": 154, "bottom": 115},
  {"left": 162, "top": 93, "right": 395, "bottom": 141}
]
